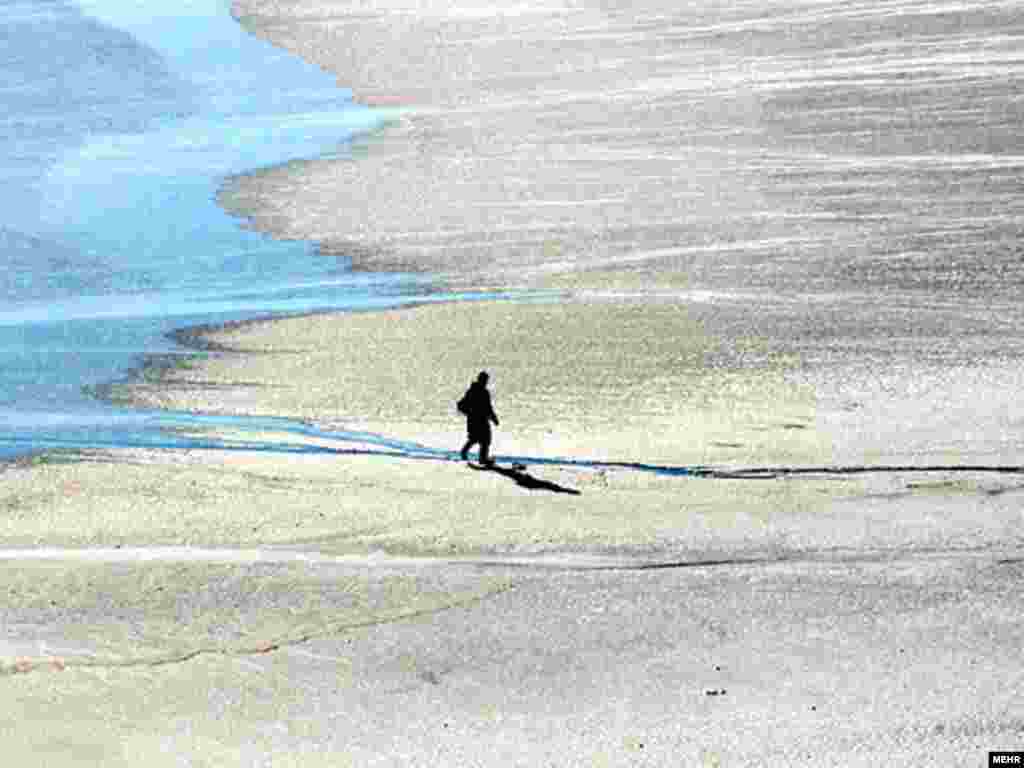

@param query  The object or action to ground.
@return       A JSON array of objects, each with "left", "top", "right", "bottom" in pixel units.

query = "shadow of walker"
[{"left": 470, "top": 462, "right": 582, "bottom": 496}]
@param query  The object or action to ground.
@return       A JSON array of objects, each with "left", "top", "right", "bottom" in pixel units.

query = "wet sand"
[{"left": 4, "top": 0, "right": 1024, "bottom": 764}]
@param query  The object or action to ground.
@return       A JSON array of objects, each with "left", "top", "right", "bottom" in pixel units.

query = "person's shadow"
[{"left": 470, "top": 462, "right": 582, "bottom": 495}]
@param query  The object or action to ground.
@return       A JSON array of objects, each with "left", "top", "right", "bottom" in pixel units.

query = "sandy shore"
[
  {"left": 4, "top": 0, "right": 1023, "bottom": 764},
  {"left": 5, "top": 298, "right": 1022, "bottom": 767}
]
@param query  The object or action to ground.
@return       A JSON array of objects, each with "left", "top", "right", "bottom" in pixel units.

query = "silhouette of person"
[{"left": 458, "top": 371, "right": 499, "bottom": 464}]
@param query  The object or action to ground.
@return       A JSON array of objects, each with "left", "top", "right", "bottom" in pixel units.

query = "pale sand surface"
[
  {"left": 3, "top": 296, "right": 1022, "bottom": 764},
  {"left": 2, "top": 549, "right": 1022, "bottom": 765},
  {"left": 5, "top": 0, "right": 1024, "bottom": 763},
  {"left": 221, "top": 0, "right": 1023, "bottom": 299},
  {"left": 125, "top": 297, "right": 825, "bottom": 464}
]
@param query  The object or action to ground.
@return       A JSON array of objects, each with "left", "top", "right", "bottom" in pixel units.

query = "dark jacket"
[{"left": 460, "top": 382, "right": 498, "bottom": 434}]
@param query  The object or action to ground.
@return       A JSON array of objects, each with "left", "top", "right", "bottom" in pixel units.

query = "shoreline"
[
  {"left": 5, "top": 2, "right": 1023, "bottom": 764},
  {"left": 0, "top": 0, "right": 417, "bottom": 467},
  {"left": 23, "top": 0, "right": 1021, "bottom": 552}
]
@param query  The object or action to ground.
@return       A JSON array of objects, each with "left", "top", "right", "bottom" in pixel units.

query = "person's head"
[{"left": 476, "top": 371, "right": 489, "bottom": 385}]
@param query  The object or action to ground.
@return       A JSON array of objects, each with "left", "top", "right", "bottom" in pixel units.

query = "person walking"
[{"left": 458, "top": 371, "right": 499, "bottom": 464}]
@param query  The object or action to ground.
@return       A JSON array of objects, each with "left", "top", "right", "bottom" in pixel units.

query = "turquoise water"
[{"left": 0, "top": 0, "right": 432, "bottom": 458}]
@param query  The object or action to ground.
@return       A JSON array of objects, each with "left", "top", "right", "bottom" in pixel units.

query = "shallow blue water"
[{"left": 0, "top": 0, "right": 438, "bottom": 459}]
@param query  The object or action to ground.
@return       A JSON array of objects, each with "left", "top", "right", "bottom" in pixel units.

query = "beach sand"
[{"left": 4, "top": 0, "right": 1023, "bottom": 764}]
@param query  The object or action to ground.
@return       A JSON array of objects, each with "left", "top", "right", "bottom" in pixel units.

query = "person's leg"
[
  {"left": 479, "top": 433, "right": 492, "bottom": 465},
  {"left": 460, "top": 437, "right": 474, "bottom": 461}
]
